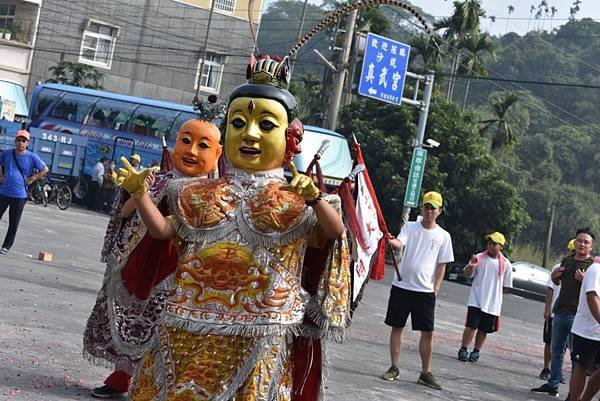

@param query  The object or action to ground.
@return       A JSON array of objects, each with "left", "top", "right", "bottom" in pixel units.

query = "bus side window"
[
  {"left": 50, "top": 93, "right": 94, "bottom": 123},
  {"left": 129, "top": 106, "right": 179, "bottom": 139},
  {"left": 88, "top": 100, "right": 136, "bottom": 131}
]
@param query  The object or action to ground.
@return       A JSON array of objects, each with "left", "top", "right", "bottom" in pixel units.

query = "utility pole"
[
  {"left": 542, "top": 203, "right": 556, "bottom": 268},
  {"left": 400, "top": 71, "right": 435, "bottom": 225},
  {"left": 325, "top": 9, "right": 357, "bottom": 131}
]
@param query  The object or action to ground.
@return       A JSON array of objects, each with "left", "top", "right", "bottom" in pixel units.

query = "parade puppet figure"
[
  {"left": 83, "top": 119, "right": 222, "bottom": 398},
  {"left": 118, "top": 55, "right": 351, "bottom": 401}
]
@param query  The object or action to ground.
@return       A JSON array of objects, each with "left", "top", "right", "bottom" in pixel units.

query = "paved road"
[{"left": 0, "top": 203, "right": 571, "bottom": 400}]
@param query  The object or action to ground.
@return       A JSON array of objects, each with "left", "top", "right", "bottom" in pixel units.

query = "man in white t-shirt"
[
  {"left": 381, "top": 191, "right": 454, "bottom": 390},
  {"left": 457, "top": 232, "right": 512, "bottom": 363},
  {"left": 538, "top": 239, "right": 574, "bottom": 381},
  {"left": 568, "top": 261, "right": 600, "bottom": 401}
]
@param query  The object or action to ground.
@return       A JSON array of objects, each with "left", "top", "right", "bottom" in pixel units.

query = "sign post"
[
  {"left": 403, "top": 148, "right": 428, "bottom": 208},
  {"left": 358, "top": 33, "right": 410, "bottom": 106},
  {"left": 357, "top": 33, "right": 435, "bottom": 224}
]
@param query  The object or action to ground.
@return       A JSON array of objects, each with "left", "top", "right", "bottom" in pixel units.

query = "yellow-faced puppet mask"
[
  {"left": 225, "top": 56, "right": 303, "bottom": 173},
  {"left": 173, "top": 119, "right": 222, "bottom": 177}
]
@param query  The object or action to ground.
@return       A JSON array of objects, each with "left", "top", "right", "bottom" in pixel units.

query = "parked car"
[
  {"left": 444, "top": 263, "right": 472, "bottom": 285},
  {"left": 511, "top": 261, "right": 550, "bottom": 295}
]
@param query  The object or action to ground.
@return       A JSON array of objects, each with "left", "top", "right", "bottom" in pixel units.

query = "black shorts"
[
  {"left": 465, "top": 306, "right": 499, "bottom": 334},
  {"left": 572, "top": 334, "right": 600, "bottom": 369},
  {"left": 543, "top": 317, "right": 553, "bottom": 344},
  {"left": 384, "top": 286, "right": 435, "bottom": 331}
]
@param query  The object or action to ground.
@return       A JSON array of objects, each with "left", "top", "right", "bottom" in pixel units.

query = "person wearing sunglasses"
[{"left": 0, "top": 130, "right": 48, "bottom": 255}]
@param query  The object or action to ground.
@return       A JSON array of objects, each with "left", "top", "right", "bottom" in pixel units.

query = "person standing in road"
[
  {"left": 567, "top": 260, "right": 600, "bottom": 401},
  {"left": 382, "top": 191, "right": 454, "bottom": 390},
  {"left": 87, "top": 156, "right": 107, "bottom": 211},
  {"left": 129, "top": 154, "right": 143, "bottom": 171},
  {"left": 531, "top": 228, "right": 595, "bottom": 397},
  {"left": 538, "top": 239, "right": 575, "bottom": 381},
  {"left": 100, "top": 159, "right": 118, "bottom": 213},
  {"left": 0, "top": 129, "right": 48, "bottom": 255},
  {"left": 457, "top": 231, "right": 513, "bottom": 363}
]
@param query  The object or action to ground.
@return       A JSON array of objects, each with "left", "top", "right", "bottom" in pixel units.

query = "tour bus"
[
  {"left": 27, "top": 83, "right": 353, "bottom": 195},
  {"left": 28, "top": 83, "right": 198, "bottom": 176}
]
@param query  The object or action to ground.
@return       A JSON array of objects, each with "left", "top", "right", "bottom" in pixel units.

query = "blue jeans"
[{"left": 548, "top": 313, "right": 575, "bottom": 389}]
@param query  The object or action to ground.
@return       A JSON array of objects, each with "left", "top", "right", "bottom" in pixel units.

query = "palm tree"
[
  {"left": 550, "top": 6, "right": 558, "bottom": 29},
  {"left": 408, "top": 34, "right": 444, "bottom": 71},
  {"left": 487, "top": 15, "right": 496, "bottom": 32},
  {"left": 505, "top": 5, "right": 514, "bottom": 32},
  {"left": 435, "top": 0, "right": 485, "bottom": 101},
  {"left": 479, "top": 93, "right": 520, "bottom": 152},
  {"left": 570, "top": 0, "right": 581, "bottom": 20},
  {"left": 528, "top": 5, "right": 535, "bottom": 32},
  {"left": 540, "top": 1, "right": 548, "bottom": 30},
  {"left": 459, "top": 32, "right": 496, "bottom": 110}
]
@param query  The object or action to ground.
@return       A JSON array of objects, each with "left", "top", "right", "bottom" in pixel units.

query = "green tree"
[
  {"left": 356, "top": 7, "right": 390, "bottom": 35},
  {"left": 289, "top": 72, "right": 326, "bottom": 125},
  {"left": 435, "top": 0, "right": 485, "bottom": 101},
  {"left": 458, "top": 32, "right": 495, "bottom": 110},
  {"left": 408, "top": 33, "right": 444, "bottom": 73},
  {"left": 337, "top": 93, "right": 529, "bottom": 261},
  {"left": 479, "top": 93, "right": 520, "bottom": 152},
  {"left": 47, "top": 61, "right": 103, "bottom": 89}
]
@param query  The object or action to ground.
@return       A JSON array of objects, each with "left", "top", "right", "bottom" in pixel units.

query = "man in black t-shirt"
[{"left": 531, "top": 228, "right": 595, "bottom": 397}]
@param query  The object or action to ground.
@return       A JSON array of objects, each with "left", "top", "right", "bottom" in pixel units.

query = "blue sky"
[
  {"left": 415, "top": 0, "right": 598, "bottom": 35},
  {"left": 263, "top": 0, "right": 600, "bottom": 36}
]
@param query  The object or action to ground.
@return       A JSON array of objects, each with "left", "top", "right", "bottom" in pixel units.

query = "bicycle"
[{"left": 29, "top": 176, "right": 72, "bottom": 210}]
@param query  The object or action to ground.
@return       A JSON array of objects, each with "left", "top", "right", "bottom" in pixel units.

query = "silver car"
[{"left": 511, "top": 261, "right": 551, "bottom": 295}]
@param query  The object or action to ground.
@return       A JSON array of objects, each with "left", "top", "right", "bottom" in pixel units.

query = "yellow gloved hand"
[
  {"left": 280, "top": 162, "right": 322, "bottom": 204},
  {"left": 117, "top": 156, "right": 156, "bottom": 199}
]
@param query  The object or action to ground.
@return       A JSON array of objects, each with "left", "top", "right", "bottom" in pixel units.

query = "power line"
[{"left": 438, "top": 73, "right": 600, "bottom": 90}]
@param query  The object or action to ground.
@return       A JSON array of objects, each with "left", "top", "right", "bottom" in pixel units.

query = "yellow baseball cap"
[
  {"left": 485, "top": 231, "right": 506, "bottom": 246},
  {"left": 131, "top": 154, "right": 141, "bottom": 162},
  {"left": 422, "top": 191, "right": 443, "bottom": 208},
  {"left": 566, "top": 239, "right": 576, "bottom": 252}
]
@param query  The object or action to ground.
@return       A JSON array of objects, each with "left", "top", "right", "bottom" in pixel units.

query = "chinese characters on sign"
[
  {"left": 358, "top": 33, "right": 411, "bottom": 105},
  {"left": 403, "top": 148, "right": 427, "bottom": 208}
]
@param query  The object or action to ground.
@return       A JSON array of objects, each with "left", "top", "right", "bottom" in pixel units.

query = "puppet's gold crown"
[{"left": 247, "top": 55, "right": 290, "bottom": 88}]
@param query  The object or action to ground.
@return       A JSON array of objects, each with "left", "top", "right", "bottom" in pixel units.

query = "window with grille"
[
  {"left": 195, "top": 53, "right": 225, "bottom": 93},
  {"left": 0, "top": 4, "right": 15, "bottom": 30},
  {"left": 213, "top": 0, "right": 235, "bottom": 14},
  {"left": 79, "top": 21, "right": 117, "bottom": 69}
]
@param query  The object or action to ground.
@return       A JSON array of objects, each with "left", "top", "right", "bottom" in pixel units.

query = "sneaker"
[
  {"left": 0, "top": 248, "right": 8, "bottom": 255},
  {"left": 417, "top": 371, "right": 442, "bottom": 390},
  {"left": 381, "top": 366, "right": 399, "bottom": 381},
  {"left": 468, "top": 350, "right": 480, "bottom": 362},
  {"left": 91, "top": 385, "right": 126, "bottom": 398},
  {"left": 458, "top": 347, "right": 468, "bottom": 362},
  {"left": 538, "top": 368, "right": 551, "bottom": 380},
  {"left": 530, "top": 383, "right": 559, "bottom": 397}
]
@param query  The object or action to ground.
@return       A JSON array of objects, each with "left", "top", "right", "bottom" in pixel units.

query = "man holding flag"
[{"left": 381, "top": 191, "right": 454, "bottom": 390}]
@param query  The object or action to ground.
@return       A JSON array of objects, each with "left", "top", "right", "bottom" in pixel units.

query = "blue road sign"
[{"left": 358, "top": 33, "right": 410, "bottom": 106}]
